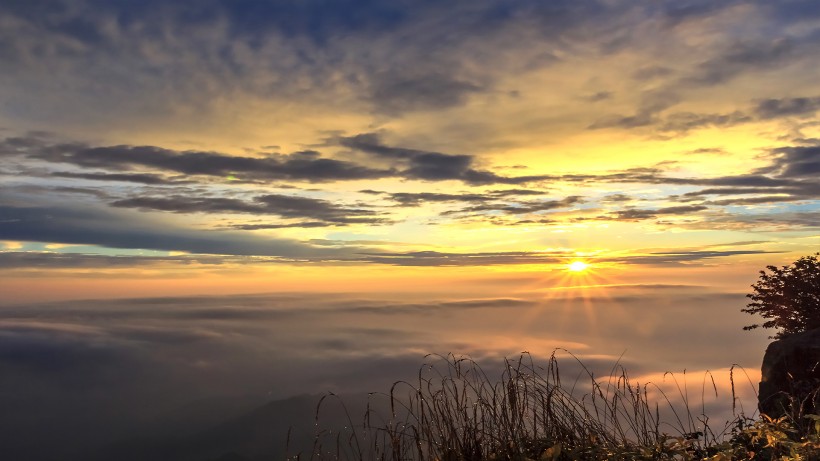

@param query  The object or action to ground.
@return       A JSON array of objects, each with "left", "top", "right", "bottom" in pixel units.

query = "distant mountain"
[
  {"left": 140, "top": 394, "right": 269, "bottom": 439},
  {"left": 88, "top": 393, "right": 383, "bottom": 461}
]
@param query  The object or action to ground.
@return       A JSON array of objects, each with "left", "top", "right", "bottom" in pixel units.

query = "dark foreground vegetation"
[
  {"left": 293, "top": 353, "right": 820, "bottom": 460},
  {"left": 288, "top": 254, "right": 820, "bottom": 460}
]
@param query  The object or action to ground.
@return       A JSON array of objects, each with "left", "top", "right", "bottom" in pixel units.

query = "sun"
[{"left": 568, "top": 261, "right": 589, "bottom": 272}]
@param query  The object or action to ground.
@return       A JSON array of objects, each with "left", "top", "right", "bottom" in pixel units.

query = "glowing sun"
[{"left": 568, "top": 261, "right": 589, "bottom": 272}]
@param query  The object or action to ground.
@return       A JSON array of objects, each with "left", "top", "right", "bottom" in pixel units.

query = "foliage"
[
  {"left": 706, "top": 414, "right": 820, "bottom": 461},
  {"left": 742, "top": 253, "right": 820, "bottom": 339}
]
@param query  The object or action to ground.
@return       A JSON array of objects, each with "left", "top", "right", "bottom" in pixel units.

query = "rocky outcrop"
[{"left": 759, "top": 328, "right": 820, "bottom": 417}]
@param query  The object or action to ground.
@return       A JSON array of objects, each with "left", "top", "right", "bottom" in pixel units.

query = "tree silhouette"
[{"left": 742, "top": 253, "right": 820, "bottom": 339}]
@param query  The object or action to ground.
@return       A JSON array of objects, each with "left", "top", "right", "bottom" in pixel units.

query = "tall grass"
[{"left": 289, "top": 352, "right": 819, "bottom": 460}]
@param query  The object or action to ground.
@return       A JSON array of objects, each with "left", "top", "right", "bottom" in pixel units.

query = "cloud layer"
[{"left": 0, "top": 288, "right": 769, "bottom": 459}]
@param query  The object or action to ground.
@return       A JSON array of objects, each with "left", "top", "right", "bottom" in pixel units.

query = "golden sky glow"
[
  {"left": 2, "top": 2, "right": 818, "bottom": 288},
  {"left": 0, "top": 3, "right": 817, "bottom": 456}
]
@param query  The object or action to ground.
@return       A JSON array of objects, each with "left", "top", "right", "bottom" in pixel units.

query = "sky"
[{"left": 1, "top": 0, "right": 820, "bottom": 458}]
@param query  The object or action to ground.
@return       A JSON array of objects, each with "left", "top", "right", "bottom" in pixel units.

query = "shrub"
[{"left": 742, "top": 253, "right": 820, "bottom": 339}]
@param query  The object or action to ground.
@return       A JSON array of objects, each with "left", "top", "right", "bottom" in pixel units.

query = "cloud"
[
  {"left": 110, "top": 196, "right": 261, "bottom": 214},
  {"left": 769, "top": 145, "right": 820, "bottom": 178},
  {"left": 442, "top": 195, "right": 584, "bottom": 216},
  {"left": 351, "top": 246, "right": 772, "bottom": 267},
  {"left": 0, "top": 251, "right": 253, "bottom": 269},
  {"left": 0, "top": 280, "right": 771, "bottom": 460},
  {"left": 387, "top": 192, "right": 489, "bottom": 206},
  {"left": 554, "top": 165, "right": 805, "bottom": 191},
  {"left": 0, "top": 0, "right": 627, "bottom": 136},
  {"left": 674, "top": 184, "right": 819, "bottom": 203},
  {"left": 0, "top": 252, "right": 171, "bottom": 269},
  {"left": 0, "top": 321, "right": 124, "bottom": 372},
  {"left": 656, "top": 111, "right": 752, "bottom": 134},
  {"left": 656, "top": 144, "right": 820, "bottom": 206},
  {"left": 338, "top": 133, "right": 551, "bottom": 184},
  {"left": 608, "top": 249, "right": 779, "bottom": 266},
  {"left": 6, "top": 133, "right": 555, "bottom": 185},
  {"left": 707, "top": 195, "right": 807, "bottom": 206},
  {"left": 370, "top": 71, "right": 483, "bottom": 114},
  {"left": 601, "top": 193, "right": 632, "bottom": 202},
  {"left": 356, "top": 250, "right": 567, "bottom": 266},
  {"left": 613, "top": 205, "right": 708, "bottom": 221},
  {"left": 754, "top": 96, "right": 820, "bottom": 119},
  {"left": 14, "top": 185, "right": 113, "bottom": 200},
  {"left": 687, "top": 147, "right": 728, "bottom": 155},
  {"left": 582, "top": 91, "right": 613, "bottom": 102},
  {"left": 52, "top": 171, "right": 187, "bottom": 185},
  {"left": 226, "top": 221, "right": 335, "bottom": 230},
  {"left": 593, "top": 94, "right": 820, "bottom": 136},
  {"left": 588, "top": 113, "right": 653, "bottom": 130},
  {"left": 406, "top": 152, "right": 476, "bottom": 181},
  {"left": 383, "top": 189, "right": 547, "bottom": 207},
  {"left": 0, "top": 199, "right": 797, "bottom": 266},
  {"left": 3, "top": 199, "right": 786, "bottom": 267},
  {"left": 110, "top": 193, "right": 391, "bottom": 225},
  {"left": 686, "top": 38, "right": 796, "bottom": 86},
  {"left": 662, "top": 210, "right": 820, "bottom": 231},
  {"left": 588, "top": 90, "right": 680, "bottom": 130},
  {"left": 766, "top": 0, "right": 820, "bottom": 22},
  {"left": 650, "top": 97, "right": 820, "bottom": 134},
  {"left": 11, "top": 129, "right": 816, "bottom": 240},
  {"left": 4, "top": 138, "right": 394, "bottom": 183},
  {"left": 0, "top": 205, "right": 358, "bottom": 258},
  {"left": 631, "top": 65, "right": 674, "bottom": 81},
  {"left": 660, "top": 0, "right": 744, "bottom": 27}
]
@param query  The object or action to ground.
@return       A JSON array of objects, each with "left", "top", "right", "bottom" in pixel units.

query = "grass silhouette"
[{"left": 289, "top": 352, "right": 820, "bottom": 460}]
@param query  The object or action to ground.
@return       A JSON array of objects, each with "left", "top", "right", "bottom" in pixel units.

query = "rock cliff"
[{"left": 759, "top": 328, "right": 820, "bottom": 417}]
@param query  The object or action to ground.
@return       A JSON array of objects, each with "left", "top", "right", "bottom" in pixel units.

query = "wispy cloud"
[
  {"left": 7, "top": 140, "right": 394, "bottom": 183},
  {"left": 339, "top": 133, "right": 552, "bottom": 185},
  {"left": 110, "top": 193, "right": 392, "bottom": 225},
  {"left": 0, "top": 205, "right": 359, "bottom": 258}
]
